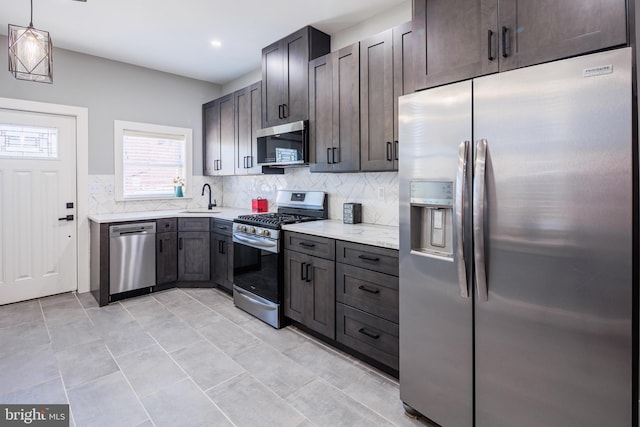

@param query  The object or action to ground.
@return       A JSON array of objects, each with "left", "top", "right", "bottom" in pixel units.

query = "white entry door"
[{"left": 0, "top": 109, "right": 77, "bottom": 305}]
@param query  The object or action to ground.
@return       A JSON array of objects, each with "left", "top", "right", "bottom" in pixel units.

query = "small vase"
[{"left": 174, "top": 186, "right": 184, "bottom": 197}]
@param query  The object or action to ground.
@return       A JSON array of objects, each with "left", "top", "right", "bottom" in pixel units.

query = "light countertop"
[
  {"left": 89, "top": 211, "right": 399, "bottom": 249},
  {"left": 282, "top": 219, "right": 399, "bottom": 250},
  {"left": 88, "top": 207, "right": 252, "bottom": 223}
]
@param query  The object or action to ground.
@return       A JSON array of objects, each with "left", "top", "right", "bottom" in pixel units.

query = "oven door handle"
[{"left": 233, "top": 233, "right": 278, "bottom": 251}]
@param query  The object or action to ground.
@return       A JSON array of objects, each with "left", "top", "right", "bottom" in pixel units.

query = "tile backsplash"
[
  {"left": 89, "top": 168, "right": 399, "bottom": 227},
  {"left": 223, "top": 167, "right": 398, "bottom": 226},
  {"left": 88, "top": 175, "right": 223, "bottom": 215}
]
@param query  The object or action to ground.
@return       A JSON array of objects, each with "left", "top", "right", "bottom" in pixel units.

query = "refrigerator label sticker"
[{"left": 583, "top": 65, "right": 613, "bottom": 78}]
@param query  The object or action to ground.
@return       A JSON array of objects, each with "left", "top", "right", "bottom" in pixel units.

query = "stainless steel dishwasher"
[{"left": 109, "top": 222, "right": 156, "bottom": 295}]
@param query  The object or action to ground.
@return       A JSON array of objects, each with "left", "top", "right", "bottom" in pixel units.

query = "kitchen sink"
[{"left": 180, "top": 209, "right": 222, "bottom": 214}]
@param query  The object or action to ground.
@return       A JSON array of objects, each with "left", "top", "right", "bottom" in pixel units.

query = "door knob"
[{"left": 58, "top": 215, "right": 74, "bottom": 221}]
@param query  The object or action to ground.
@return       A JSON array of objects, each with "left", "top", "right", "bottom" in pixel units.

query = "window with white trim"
[{"left": 114, "top": 121, "right": 192, "bottom": 201}]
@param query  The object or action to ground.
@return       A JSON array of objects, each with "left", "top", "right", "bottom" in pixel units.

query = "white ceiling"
[{"left": 0, "top": 0, "right": 406, "bottom": 84}]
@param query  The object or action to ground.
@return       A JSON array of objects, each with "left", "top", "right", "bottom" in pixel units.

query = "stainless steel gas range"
[{"left": 232, "top": 190, "right": 327, "bottom": 328}]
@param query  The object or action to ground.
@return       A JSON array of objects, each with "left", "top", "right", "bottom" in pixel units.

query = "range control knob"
[
  {"left": 262, "top": 229, "right": 271, "bottom": 237},
  {"left": 250, "top": 227, "right": 256, "bottom": 234},
  {"left": 238, "top": 225, "right": 246, "bottom": 232}
]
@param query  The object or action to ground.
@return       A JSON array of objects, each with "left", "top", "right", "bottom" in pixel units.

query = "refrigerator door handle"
[
  {"left": 455, "top": 140, "right": 470, "bottom": 298},
  {"left": 474, "top": 139, "right": 488, "bottom": 301}
]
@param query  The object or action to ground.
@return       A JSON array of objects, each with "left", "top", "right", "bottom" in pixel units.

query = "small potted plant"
[{"left": 173, "top": 176, "right": 185, "bottom": 197}]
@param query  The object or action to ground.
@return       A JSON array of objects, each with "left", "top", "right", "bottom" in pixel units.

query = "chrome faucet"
[{"left": 201, "top": 184, "right": 216, "bottom": 210}]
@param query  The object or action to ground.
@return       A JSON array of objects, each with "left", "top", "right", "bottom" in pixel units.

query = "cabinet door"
[
  {"left": 412, "top": 0, "right": 498, "bottom": 90},
  {"left": 235, "top": 82, "right": 262, "bottom": 175},
  {"left": 309, "top": 54, "right": 333, "bottom": 173},
  {"left": 212, "top": 233, "right": 233, "bottom": 292},
  {"left": 218, "top": 94, "right": 236, "bottom": 176},
  {"left": 247, "top": 82, "right": 262, "bottom": 174},
  {"left": 305, "top": 255, "right": 336, "bottom": 339},
  {"left": 202, "top": 99, "right": 220, "bottom": 176},
  {"left": 498, "top": 0, "right": 627, "bottom": 72},
  {"left": 284, "top": 249, "right": 306, "bottom": 323},
  {"left": 331, "top": 43, "right": 360, "bottom": 173},
  {"left": 178, "top": 232, "right": 210, "bottom": 281},
  {"left": 156, "top": 232, "right": 177, "bottom": 285},
  {"left": 392, "top": 22, "right": 413, "bottom": 166},
  {"left": 282, "top": 28, "right": 310, "bottom": 123},
  {"left": 261, "top": 40, "right": 284, "bottom": 127},
  {"left": 360, "top": 30, "right": 394, "bottom": 172}
]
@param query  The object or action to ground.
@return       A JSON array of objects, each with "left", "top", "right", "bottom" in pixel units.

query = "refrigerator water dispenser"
[{"left": 409, "top": 181, "right": 454, "bottom": 260}]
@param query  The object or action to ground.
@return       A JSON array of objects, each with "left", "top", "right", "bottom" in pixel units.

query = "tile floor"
[{"left": 0, "top": 288, "right": 429, "bottom": 427}]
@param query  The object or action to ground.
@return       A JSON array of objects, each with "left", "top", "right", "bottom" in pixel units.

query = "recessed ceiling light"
[{"left": 210, "top": 40, "right": 222, "bottom": 48}]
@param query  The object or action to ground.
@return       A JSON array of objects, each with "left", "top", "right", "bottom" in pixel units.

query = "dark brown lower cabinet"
[
  {"left": 178, "top": 231, "right": 210, "bottom": 282},
  {"left": 212, "top": 233, "right": 233, "bottom": 292},
  {"left": 284, "top": 248, "right": 335, "bottom": 339},
  {"left": 335, "top": 240, "right": 399, "bottom": 371},
  {"left": 156, "top": 231, "right": 178, "bottom": 285},
  {"left": 336, "top": 303, "right": 399, "bottom": 371}
]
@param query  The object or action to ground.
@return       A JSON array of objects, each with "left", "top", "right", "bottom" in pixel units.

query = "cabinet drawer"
[
  {"left": 336, "top": 303, "right": 398, "bottom": 371},
  {"left": 336, "top": 263, "right": 398, "bottom": 323},
  {"left": 285, "top": 232, "right": 334, "bottom": 260},
  {"left": 156, "top": 218, "right": 177, "bottom": 232},
  {"left": 211, "top": 219, "right": 232, "bottom": 236},
  {"left": 178, "top": 217, "right": 210, "bottom": 232},
  {"left": 336, "top": 241, "right": 398, "bottom": 276}
]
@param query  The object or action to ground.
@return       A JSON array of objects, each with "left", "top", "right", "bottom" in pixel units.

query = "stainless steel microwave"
[{"left": 256, "top": 120, "right": 308, "bottom": 166}]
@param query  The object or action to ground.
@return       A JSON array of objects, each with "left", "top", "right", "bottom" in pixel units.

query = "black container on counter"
[{"left": 343, "top": 203, "right": 362, "bottom": 224}]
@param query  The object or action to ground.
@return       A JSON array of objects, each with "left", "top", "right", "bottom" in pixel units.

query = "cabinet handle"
[
  {"left": 386, "top": 141, "right": 393, "bottom": 161},
  {"left": 394, "top": 141, "right": 398, "bottom": 161},
  {"left": 179, "top": 237, "right": 183, "bottom": 250},
  {"left": 487, "top": 29, "right": 495, "bottom": 61},
  {"left": 300, "top": 262, "right": 306, "bottom": 280},
  {"left": 501, "top": 26, "right": 509, "bottom": 58},
  {"left": 217, "top": 226, "right": 228, "bottom": 230},
  {"left": 221, "top": 240, "right": 225, "bottom": 254},
  {"left": 332, "top": 147, "right": 338, "bottom": 163},
  {"left": 299, "top": 241, "right": 316, "bottom": 248},
  {"left": 159, "top": 239, "right": 163, "bottom": 253},
  {"left": 305, "top": 263, "right": 312, "bottom": 282},
  {"left": 282, "top": 103, "right": 288, "bottom": 119},
  {"left": 358, "top": 328, "right": 380, "bottom": 340},
  {"left": 278, "top": 104, "right": 283, "bottom": 119},
  {"left": 358, "top": 285, "right": 380, "bottom": 294},
  {"left": 327, "top": 147, "right": 333, "bottom": 164},
  {"left": 358, "top": 254, "right": 380, "bottom": 262}
]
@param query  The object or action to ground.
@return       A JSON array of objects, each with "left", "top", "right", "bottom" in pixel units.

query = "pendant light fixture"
[{"left": 8, "top": 0, "right": 53, "bottom": 83}]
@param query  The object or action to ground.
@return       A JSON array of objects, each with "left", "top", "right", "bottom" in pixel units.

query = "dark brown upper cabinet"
[
  {"left": 309, "top": 43, "right": 360, "bottom": 173},
  {"left": 360, "top": 22, "right": 413, "bottom": 172},
  {"left": 261, "top": 26, "right": 331, "bottom": 128},
  {"left": 203, "top": 94, "right": 235, "bottom": 176},
  {"left": 413, "top": 0, "right": 627, "bottom": 91},
  {"left": 234, "top": 82, "right": 262, "bottom": 175}
]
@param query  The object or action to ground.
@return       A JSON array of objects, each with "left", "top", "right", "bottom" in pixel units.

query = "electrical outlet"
[{"left": 377, "top": 187, "right": 385, "bottom": 199}]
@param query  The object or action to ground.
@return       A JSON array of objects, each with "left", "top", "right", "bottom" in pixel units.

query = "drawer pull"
[
  {"left": 358, "top": 328, "right": 380, "bottom": 340},
  {"left": 299, "top": 242, "right": 316, "bottom": 248},
  {"left": 358, "top": 285, "right": 380, "bottom": 294},
  {"left": 358, "top": 254, "right": 380, "bottom": 262}
]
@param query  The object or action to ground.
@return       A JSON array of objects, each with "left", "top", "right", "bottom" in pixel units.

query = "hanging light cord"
[{"left": 29, "top": 0, "right": 33, "bottom": 27}]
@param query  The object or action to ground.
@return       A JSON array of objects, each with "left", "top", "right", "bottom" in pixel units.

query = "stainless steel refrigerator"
[{"left": 398, "top": 47, "right": 633, "bottom": 427}]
